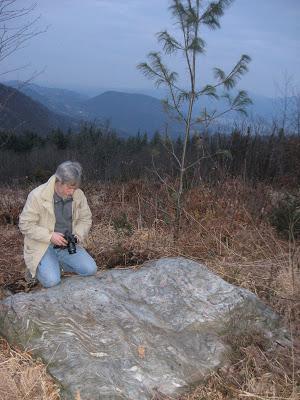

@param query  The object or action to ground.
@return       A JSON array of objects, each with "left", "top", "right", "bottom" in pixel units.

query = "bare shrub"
[{"left": 270, "top": 192, "right": 300, "bottom": 239}]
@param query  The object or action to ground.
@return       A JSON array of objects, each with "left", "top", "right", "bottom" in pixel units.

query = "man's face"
[{"left": 55, "top": 182, "right": 78, "bottom": 199}]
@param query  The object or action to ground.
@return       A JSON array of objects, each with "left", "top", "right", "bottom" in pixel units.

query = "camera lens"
[{"left": 67, "top": 242, "right": 76, "bottom": 254}]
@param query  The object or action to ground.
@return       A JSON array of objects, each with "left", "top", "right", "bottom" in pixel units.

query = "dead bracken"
[{"left": 0, "top": 179, "right": 299, "bottom": 400}]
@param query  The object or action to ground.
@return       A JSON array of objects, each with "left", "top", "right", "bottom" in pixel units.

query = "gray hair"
[{"left": 55, "top": 161, "right": 83, "bottom": 185}]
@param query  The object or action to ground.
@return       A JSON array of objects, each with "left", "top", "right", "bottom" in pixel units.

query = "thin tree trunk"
[{"left": 174, "top": 94, "right": 195, "bottom": 240}]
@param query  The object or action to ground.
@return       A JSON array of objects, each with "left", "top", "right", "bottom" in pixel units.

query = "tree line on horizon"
[{"left": 0, "top": 124, "right": 299, "bottom": 188}]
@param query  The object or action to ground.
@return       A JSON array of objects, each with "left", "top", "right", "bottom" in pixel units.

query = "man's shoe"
[{"left": 24, "top": 269, "right": 38, "bottom": 286}]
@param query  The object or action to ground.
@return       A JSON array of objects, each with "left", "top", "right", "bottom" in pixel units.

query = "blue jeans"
[{"left": 36, "top": 245, "right": 97, "bottom": 288}]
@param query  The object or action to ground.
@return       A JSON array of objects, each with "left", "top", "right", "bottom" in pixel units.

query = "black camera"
[
  {"left": 64, "top": 230, "right": 77, "bottom": 254},
  {"left": 54, "top": 230, "right": 77, "bottom": 254}
]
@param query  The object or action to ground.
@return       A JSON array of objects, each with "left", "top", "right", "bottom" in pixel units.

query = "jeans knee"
[{"left": 83, "top": 260, "right": 97, "bottom": 276}]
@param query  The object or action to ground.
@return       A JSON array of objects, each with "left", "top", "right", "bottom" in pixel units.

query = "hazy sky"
[{"left": 2, "top": 0, "right": 300, "bottom": 97}]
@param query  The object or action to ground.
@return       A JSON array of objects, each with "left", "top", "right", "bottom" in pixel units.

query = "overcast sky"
[{"left": 1, "top": 0, "right": 300, "bottom": 97}]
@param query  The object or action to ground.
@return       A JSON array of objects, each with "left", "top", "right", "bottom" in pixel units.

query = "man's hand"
[{"left": 51, "top": 232, "right": 68, "bottom": 247}]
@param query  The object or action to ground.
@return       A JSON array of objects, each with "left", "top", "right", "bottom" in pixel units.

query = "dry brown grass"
[
  {"left": 0, "top": 187, "right": 26, "bottom": 293},
  {"left": 0, "top": 178, "right": 299, "bottom": 400},
  {"left": 0, "top": 338, "right": 60, "bottom": 400}
]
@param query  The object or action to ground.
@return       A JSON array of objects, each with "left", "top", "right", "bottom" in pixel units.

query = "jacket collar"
[{"left": 41, "top": 175, "right": 56, "bottom": 202}]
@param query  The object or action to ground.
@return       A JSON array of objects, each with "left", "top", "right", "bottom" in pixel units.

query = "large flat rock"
[{"left": 0, "top": 257, "right": 287, "bottom": 399}]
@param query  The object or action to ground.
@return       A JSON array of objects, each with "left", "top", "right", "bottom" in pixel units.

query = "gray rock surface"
[{"left": 0, "top": 257, "right": 287, "bottom": 399}]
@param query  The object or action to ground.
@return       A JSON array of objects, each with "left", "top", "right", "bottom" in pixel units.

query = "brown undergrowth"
[
  {"left": 0, "top": 338, "right": 60, "bottom": 400},
  {"left": 0, "top": 179, "right": 299, "bottom": 400}
]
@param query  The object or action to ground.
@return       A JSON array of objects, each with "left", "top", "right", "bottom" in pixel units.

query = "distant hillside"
[
  {"left": 113, "top": 88, "right": 278, "bottom": 123},
  {"left": 0, "top": 84, "right": 78, "bottom": 134},
  {"left": 84, "top": 90, "right": 277, "bottom": 135},
  {"left": 1, "top": 81, "right": 284, "bottom": 137},
  {"left": 6, "top": 81, "right": 89, "bottom": 118},
  {"left": 85, "top": 91, "right": 183, "bottom": 135}
]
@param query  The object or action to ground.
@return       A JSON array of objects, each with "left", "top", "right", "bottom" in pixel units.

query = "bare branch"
[
  {"left": 151, "top": 155, "right": 177, "bottom": 193},
  {"left": 161, "top": 126, "right": 182, "bottom": 169},
  {"left": 0, "top": 1, "right": 46, "bottom": 64}
]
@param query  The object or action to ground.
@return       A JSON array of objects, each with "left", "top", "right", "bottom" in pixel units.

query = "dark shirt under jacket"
[{"left": 53, "top": 191, "right": 73, "bottom": 235}]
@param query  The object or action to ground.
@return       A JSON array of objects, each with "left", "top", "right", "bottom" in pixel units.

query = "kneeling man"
[{"left": 19, "top": 161, "right": 97, "bottom": 288}]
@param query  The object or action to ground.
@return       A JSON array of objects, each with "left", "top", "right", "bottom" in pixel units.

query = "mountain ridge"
[
  {"left": 85, "top": 90, "right": 183, "bottom": 135},
  {"left": 1, "top": 81, "right": 293, "bottom": 136},
  {"left": 0, "top": 83, "right": 79, "bottom": 134}
]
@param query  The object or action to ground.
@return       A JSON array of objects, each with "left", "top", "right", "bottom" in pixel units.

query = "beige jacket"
[{"left": 19, "top": 175, "right": 92, "bottom": 277}]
